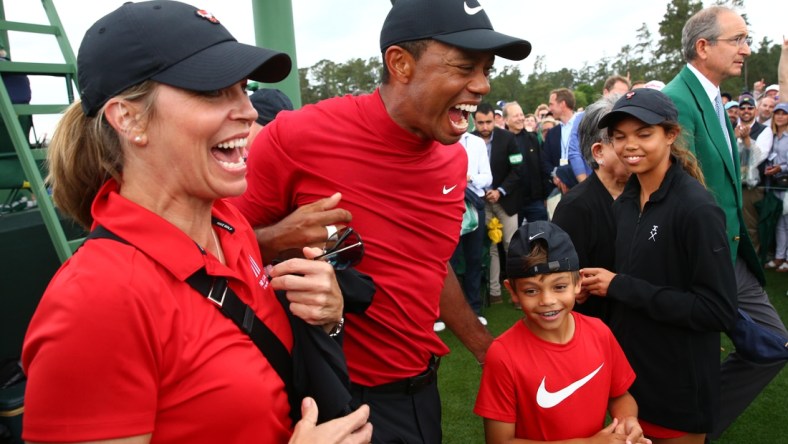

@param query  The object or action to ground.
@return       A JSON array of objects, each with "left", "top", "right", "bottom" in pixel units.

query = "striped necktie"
[{"left": 714, "top": 92, "right": 733, "bottom": 159}]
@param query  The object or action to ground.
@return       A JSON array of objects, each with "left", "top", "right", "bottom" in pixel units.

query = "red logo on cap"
[
  {"left": 626, "top": 91, "right": 636, "bottom": 100},
  {"left": 195, "top": 9, "right": 220, "bottom": 24}
]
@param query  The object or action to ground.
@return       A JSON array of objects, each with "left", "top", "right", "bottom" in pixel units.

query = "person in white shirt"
[
  {"left": 736, "top": 93, "right": 773, "bottom": 254},
  {"left": 446, "top": 132, "right": 492, "bottom": 328}
]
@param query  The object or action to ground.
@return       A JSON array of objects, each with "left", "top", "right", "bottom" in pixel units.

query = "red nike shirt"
[
  {"left": 475, "top": 312, "right": 634, "bottom": 440},
  {"left": 233, "top": 90, "right": 466, "bottom": 385}
]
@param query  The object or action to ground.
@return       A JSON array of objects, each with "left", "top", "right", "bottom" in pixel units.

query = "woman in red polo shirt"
[{"left": 21, "top": 2, "right": 371, "bottom": 443}]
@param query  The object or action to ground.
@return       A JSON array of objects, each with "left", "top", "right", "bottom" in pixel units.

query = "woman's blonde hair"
[
  {"left": 772, "top": 107, "right": 788, "bottom": 135},
  {"left": 47, "top": 81, "right": 158, "bottom": 228}
]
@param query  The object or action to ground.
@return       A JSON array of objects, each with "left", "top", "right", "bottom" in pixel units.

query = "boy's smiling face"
[{"left": 504, "top": 272, "right": 579, "bottom": 344}]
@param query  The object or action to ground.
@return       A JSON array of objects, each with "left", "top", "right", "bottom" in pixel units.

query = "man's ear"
[
  {"left": 384, "top": 45, "right": 415, "bottom": 84},
  {"left": 695, "top": 38, "right": 711, "bottom": 61},
  {"left": 104, "top": 98, "right": 147, "bottom": 145}
]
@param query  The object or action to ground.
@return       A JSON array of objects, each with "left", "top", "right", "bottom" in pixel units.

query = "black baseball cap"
[
  {"left": 738, "top": 93, "right": 756, "bottom": 107},
  {"left": 78, "top": 1, "right": 292, "bottom": 116},
  {"left": 506, "top": 221, "right": 579, "bottom": 279},
  {"left": 380, "top": 0, "right": 531, "bottom": 61},
  {"left": 249, "top": 88, "right": 294, "bottom": 126},
  {"left": 598, "top": 88, "right": 678, "bottom": 129}
]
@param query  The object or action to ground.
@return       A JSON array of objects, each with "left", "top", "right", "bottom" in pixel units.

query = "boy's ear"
[{"left": 503, "top": 279, "right": 518, "bottom": 304}]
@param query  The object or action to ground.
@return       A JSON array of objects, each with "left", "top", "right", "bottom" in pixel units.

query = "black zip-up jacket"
[{"left": 607, "top": 160, "right": 737, "bottom": 433}]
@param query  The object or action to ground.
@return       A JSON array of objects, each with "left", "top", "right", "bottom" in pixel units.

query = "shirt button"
[{"left": 733, "top": 236, "right": 741, "bottom": 241}]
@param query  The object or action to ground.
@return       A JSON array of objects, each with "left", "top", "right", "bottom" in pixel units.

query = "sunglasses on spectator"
[
  {"left": 314, "top": 227, "right": 364, "bottom": 270},
  {"left": 740, "top": 105, "right": 755, "bottom": 110}
]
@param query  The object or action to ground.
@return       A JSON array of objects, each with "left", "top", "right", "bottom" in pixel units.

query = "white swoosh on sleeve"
[{"left": 536, "top": 363, "right": 604, "bottom": 408}]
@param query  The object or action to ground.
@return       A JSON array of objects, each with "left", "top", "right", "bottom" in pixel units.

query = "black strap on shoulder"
[
  {"left": 184, "top": 268, "right": 293, "bottom": 392},
  {"left": 86, "top": 225, "right": 294, "bottom": 408},
  {"left": 85, "top": 224, "right": 131, "bottom": 245}
]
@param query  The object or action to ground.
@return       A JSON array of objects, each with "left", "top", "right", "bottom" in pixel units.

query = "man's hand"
[
  {"left": 753, "top": 78, "right": 765, "bottom": 96},
  {"left": 485, "top": 189, "right": 501, "bottom": 203},
  {"left": 765, "top": 165, "right": 783, "bottom": 176},
  {"left": 256, "top": 193, "right": 352, "bottom": 261},
  {"left": 736, "top": 124, "right": 752, "bottom": 148}
]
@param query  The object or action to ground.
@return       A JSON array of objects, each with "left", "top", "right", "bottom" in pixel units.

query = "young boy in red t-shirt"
[{"left": 474, "top": 221, "right": 650, "bottom": 443}]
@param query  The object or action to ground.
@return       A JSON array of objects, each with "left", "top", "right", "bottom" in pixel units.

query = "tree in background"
[
  {"left": 299, "top": 57, "right": 381, "bottom": 104},
  {"left": 655, "top": 0, "right": 704, "bottom": 81}
]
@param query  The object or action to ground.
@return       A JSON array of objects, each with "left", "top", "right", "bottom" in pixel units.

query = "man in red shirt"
[{"left": 233, "top": 0, "right": 531, "bottom": 441}]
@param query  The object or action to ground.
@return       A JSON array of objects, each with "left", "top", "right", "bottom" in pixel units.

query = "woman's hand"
[
  {"left": 289, "top": 398, "right": 372, "bottom": 444},
  {"left": 270, "top": 247, "right": 343, "bottom": 327},
  {"left": 580, "top": 267, "right": 617, "bottom": 297}
]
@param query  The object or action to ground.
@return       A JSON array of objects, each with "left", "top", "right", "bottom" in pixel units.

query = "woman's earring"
[{"left": 134, "top": 136, "right": 142, "bottom": 143}]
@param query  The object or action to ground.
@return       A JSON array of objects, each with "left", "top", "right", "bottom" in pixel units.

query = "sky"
[{"left": 2, "top": 0, "right": 784, "bottom": 136}]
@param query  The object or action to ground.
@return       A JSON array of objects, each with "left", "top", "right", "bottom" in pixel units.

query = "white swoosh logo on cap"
[
  {"left": 536, "top": 363, "right": 603, "bottom": 408},
  {"left": 528, "top": 232, "right": 544, "bottom": 241},
  {"left": 464, "top": 1, "right": 484, "bottom": 15},
  {"left": 443, "top": 185, "right": 458, "bottom": 194}
]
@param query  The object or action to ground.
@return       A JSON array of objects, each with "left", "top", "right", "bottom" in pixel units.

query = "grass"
[{"left": 437, "top": 270, "right": 788, "bottom": 443}]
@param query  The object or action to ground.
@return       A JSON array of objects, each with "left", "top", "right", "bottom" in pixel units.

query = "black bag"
[
  {"left": 772, "top": 172, "right": 788, "bottom": 189},
  {"left": 465, "top": 187, "right": 486, "bottom": 211},
  {"left": 729, "top": 309, "right": 788, "bottom": 364},
  {"left": 278, "top": 268, "right": 374, "bottom": 424},
  {"left": 85, "top": 226, "right": 375, "bottom": 424}
]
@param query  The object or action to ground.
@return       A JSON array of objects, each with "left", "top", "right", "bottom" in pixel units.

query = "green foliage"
[
  {"left": 655, "top": 0, "right": 703, "bottom": 80},
  {"left": 299, "top": 57, "right": 381, "bottom": 104}
]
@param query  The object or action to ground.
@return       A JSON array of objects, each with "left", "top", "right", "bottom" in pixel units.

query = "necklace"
[{"left": 211, "top": 229, "right": 225, "bottom": 265}]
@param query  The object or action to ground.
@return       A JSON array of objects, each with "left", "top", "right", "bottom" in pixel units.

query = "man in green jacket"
[{"left": 663, "top": 6, "right": 788, "bottom": 439}]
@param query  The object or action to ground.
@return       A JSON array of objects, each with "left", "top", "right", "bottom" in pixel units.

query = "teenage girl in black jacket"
[{"left": 580, "top": 89, "right": 737, "bottom": 444}]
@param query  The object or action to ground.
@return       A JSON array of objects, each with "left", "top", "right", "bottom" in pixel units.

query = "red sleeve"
[
  {"left": 231, "top": 119, "right": 294, "bottom": 226},
  {"left": 22, "top": 261, "right": 160, "bottom": 441}
]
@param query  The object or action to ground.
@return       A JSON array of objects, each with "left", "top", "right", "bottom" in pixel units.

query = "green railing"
[{"left": 0, "top": 0, "right": 80, "bottom": 262}]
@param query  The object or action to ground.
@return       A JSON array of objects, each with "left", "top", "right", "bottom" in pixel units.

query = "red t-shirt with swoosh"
[
  {"left": 475, "top": 312, "right": 635, "bottom": 440},
  {"left": 233, "top": 89, "right": 466, "bottom": 386}
]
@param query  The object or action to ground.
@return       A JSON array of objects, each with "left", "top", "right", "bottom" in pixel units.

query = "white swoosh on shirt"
[
  {"left": 443, "top": 185, "right": 458, "bottom": 194},
  {"left": 536, "top": 363, "right": 604, "bottom": 408}
]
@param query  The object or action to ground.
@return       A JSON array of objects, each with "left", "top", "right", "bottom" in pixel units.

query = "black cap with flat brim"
[
  {"left": 380, "top": 0, "right": 531, "bottom": 61},
  {"left": 506, "top": 221, "right": 579, "bottom": 279},
  {"left": 598, "top": 88, "right": 678, "bottom": 129},
  {"left": 78, "top": 0, "right": 292, "bottom": 116}
]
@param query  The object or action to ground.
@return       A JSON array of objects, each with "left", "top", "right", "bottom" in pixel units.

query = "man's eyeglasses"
[
  {"left": 314, "top": 227, "right": 364, "bottom": 270},
  {"left": 740, "top": 105, "right": 755, "bottom": 111},
  {"left": 713, "top": 35, "right": 753, "bottom": 47}
]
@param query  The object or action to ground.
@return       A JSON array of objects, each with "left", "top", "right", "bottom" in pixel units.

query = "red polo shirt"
[{"left": 23, "top": 179, "right": 293, "bottom": 443}]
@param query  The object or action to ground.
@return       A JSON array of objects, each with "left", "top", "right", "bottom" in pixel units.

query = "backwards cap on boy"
[{"left": 506, "top": 221, "right": 579, "bottom": 279}]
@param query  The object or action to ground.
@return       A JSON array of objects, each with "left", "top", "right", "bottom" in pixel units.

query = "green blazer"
[{"left": 663, "top": 66, "right": 765, "bottom": 284}]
